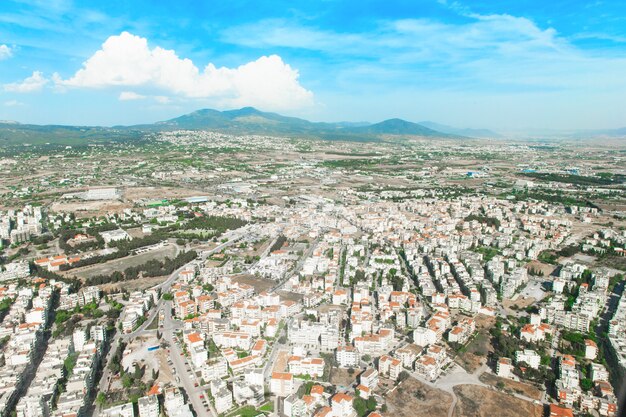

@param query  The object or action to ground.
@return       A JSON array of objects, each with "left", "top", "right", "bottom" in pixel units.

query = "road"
[
  {"left": 94, "top": 226, "right": 250, "bottom": 415},
  {"left": 162, "top": 302, "right": 217, "bottom": 417},
  {"left": 260, "top": 238, "right": 318, "bottom": 381},
  {"left": 122, "top": 227, "right": 250, "bottom": 341},
  {"left": 269, "top": 237, "right": 319, "bottom": 293},
  {"left": 597, "top": 281, "right": 626, "bottom": 412},
  {"left": 262, "top": 317, "right": 293, "bottom": 381}
]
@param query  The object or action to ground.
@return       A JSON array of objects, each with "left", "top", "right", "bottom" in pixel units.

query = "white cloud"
[
  {"left": 0, "top": 44, "right": 12, "bottom": 60},
  {"left": 59, "top": 31, "right": 313, "bottom": 111},
  {"left": 3, "top": 71, "right": 48, "bottom": 93},
  {"left": 221, "top": 14, "right": 626, "bottom": 93},
  {"left": 223, "top": 15, "right": 564, "bottom": 61},
  {"left": 119, "top": 91, "right": 145, "bottom": 101},
  {"left": 3, "top": 100, "right": 24, "bottom": 107}
]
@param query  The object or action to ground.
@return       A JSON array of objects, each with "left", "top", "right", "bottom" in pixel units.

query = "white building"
[
  {"left": 336, "top": 345, "right": 360, "bottom": 368},
  {"left": 102, "top": 403, "right": 135, "bottom": 417},
  {"left": 270, "top": 372, "right": 294, "bottom": 397},
  {"left": 585, "top": 339, "right": 598, "bottom": 360},
  {"left": 214, "top": 388, "right": 233, "bottom": 414},
  {"left": 496, "top": 357, "right": 513, "bottom": 379},
  {"left": 138, "top": 395, "right": 159, "bottom": 417},
  {"left": 515, "top": 349, "right": 541, "bottom": 369}
]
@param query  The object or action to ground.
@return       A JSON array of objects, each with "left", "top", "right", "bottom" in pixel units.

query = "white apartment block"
[{"left": 138, "top": 394, "right": 159, "bottom": 417}]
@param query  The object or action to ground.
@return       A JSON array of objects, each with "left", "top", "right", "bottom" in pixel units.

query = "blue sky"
[{"left": 1, "top": 0, "right": 626, "bottom": 131}]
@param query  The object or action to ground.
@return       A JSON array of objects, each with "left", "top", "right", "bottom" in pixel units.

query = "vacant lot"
[
  {"left": 455, "top": 314, "right": 495, "bottom": 373},
  {"left": 385, "top": 377, "right": 451, "bottom": 417},
  {"left": 51, "top": 200, "right": 131, "bottom": 217},
  {"left": 233, "top": 274, "right": 275, "bottom": 293},
  {"left": 276, "top": 290, "right": 304, "bottom": 303},
  {"left": 272, "top": 350, "right": 289, "bottom": 374},
  {"left": 65, "top": 244, "right": 178, "bottom": 281},
  {"left": 329, "top": 368, "right": 357, "bottom": 388},
  {"left": 525, "top": 260, "right": 557, "bottom": 277},
  {"left": 479, "top": 372, "right": 543, "bottom": 400},
  {"left": 503, "top": 296, "right": 536, "bottom": 311},
  {"left": 453, "top": 385, "right": 543, "bottom": 417}
]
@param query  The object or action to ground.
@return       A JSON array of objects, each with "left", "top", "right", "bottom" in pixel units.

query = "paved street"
[
  {"left": 93, "top": 227, "right": 250, "bottom": 416},
  {"left": 163, "top": 303, "right": 217, "bottom": 417}
]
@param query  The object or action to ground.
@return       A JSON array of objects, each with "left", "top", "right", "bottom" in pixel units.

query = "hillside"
[{"left": 0, "top": 107, "right": 460, "bottom": 146}]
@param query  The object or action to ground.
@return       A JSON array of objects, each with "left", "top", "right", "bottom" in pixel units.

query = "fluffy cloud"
[
  {"left": 4, "top": 71, "right": 48, "bottom": 92},
  {"left": 60, "top": 32, "right": 313, "bottom": 110},
  {"left": 119, "top": 91, "right": 145, "bottom": 101},
  {"left": 0, "top": 44, "right": 12, "bottom": 60}
]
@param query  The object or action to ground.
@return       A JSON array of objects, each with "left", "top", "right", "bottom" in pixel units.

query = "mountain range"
[
  {"left": 0, "top": 106, "right": 513, "bottom": 146},
  {"left": 139, "top": 107, "right": 463, "bottom": 140}
]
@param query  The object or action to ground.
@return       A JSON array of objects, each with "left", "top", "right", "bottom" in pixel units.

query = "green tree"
[
  {"left": 96, "top": 392, "right": 106, "bottom": 407},
  {"left": 353, "top": 397, "right": 368, "bottom": 417},
  {"left": 121, "top": 374, "right": 133, "bottom": 389}
]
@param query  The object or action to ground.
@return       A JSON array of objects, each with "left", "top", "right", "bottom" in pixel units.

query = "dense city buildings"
[{"left": 0, "top": 127, "right": 625, "bottom": 417}]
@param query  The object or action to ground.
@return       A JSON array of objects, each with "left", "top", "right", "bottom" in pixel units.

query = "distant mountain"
[
  {"left": 352, "top": 118, "right": 446, "bottom": 136},
  {"left": 144, "top": 107, "right": 459, "bottom": 140},
  {"left": 152, "top": 107, "right": 337, "bottom": 135},
  {"left": 0, "top": 107, "right": 461, "bottom": 146},
  {"left": 0, "top": 123, "right": 140, "bottom": 146},
  {"left": 419, "top": 121, "right": 501, "bottom": 138}
]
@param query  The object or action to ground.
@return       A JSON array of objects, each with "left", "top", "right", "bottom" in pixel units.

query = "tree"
[
  {"left": 121, "top": 374, "right": 133, "bottom": 389},
  {"left": 398, "top": 371, "right": 410, "bottom": 383},
  {"left": 366, "top": 397, "right": 377, "bottom": 412},
  {"left": 353, "top": 397, "right": 368, "bottom": 417},
  {"left": 96, "top": 392, "right": 106, "bottom": 407},
  {"left": 581, "top": 378, "right": 593, "bottom": 391}
]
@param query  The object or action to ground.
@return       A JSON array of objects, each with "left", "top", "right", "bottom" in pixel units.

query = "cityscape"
[{"left": 1, "top": 2, "right": 626, "bottom": 417}]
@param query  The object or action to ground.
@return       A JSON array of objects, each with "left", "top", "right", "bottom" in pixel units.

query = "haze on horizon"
[{"left": 1, "top": 0, "right": 626, "bottom": 133}]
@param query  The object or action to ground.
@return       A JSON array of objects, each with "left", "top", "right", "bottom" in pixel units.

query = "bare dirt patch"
[
  {"left": 455, "top": 314, "right": 495, "bottom": 373},
  {"left": 51, "top": 200, "right": 131, "bottom": 217},
  {"left": 276, "top": 290, "right": 304, "bottom": 303},
  {"left": 479, "top": 372, "right": 543, "bottom": 401},
  {"left": 64, "top": 244, "right": 177, "bottom": 281},
  {"left": 233, "top": 274, "right": 276, "bottom": 293},
  {"left": 503, "top": 297, "right": 536, "bottom": 311},
  {"left": 385, "top": 377, "right": 452, "bottom": 417},
  {"left": 156, "top": 349, "right": 174, "bottom": 385},
  {"left": 452, "top": 384, "right": 543, "bottom": 417},
  {"left": 526, "top": 260, "right": 557, "bottom": 276},
  {"left": 329, "top": 368, "right": 357, "bottom": 388},
  {"left": 272, "top": 350, "right": 289, "bottom": 373}
]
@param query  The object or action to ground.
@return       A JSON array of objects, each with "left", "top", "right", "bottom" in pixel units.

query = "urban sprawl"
[{"left": 0, "top": 131, "right": 625, "bottom": 417}]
